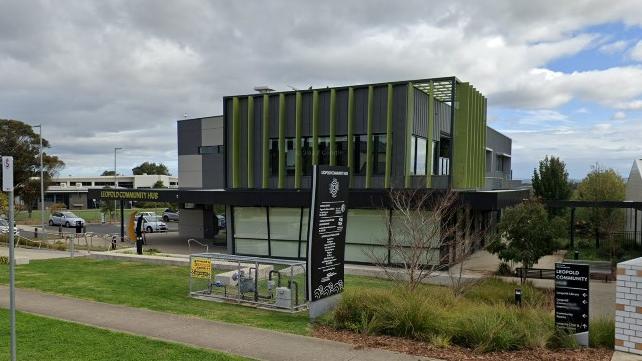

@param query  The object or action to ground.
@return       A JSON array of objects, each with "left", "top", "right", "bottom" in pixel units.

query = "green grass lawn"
[
  {"left": 0, "top": 310, "right": 251, "bottom": 361},
  {"left": 0, "top": 258, "right": 558, "bottom": 337},
  {"left": 0, "top": 258, "right": 313, "bottom": 335}
]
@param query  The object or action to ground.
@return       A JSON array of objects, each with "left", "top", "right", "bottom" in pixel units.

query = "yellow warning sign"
[{"left": 190, "top": 257, "right": 212, "bottom": 279}]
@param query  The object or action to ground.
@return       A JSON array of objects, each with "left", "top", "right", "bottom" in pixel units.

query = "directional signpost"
[
  {"left": 555, "top": 262, "right": 590, "bottom": 346},
  {"left": 307, "top": 165, "right": 349, "bottom": 319},
  {"left": 2, "top": 156, "right": 16, "bottom": 361}
]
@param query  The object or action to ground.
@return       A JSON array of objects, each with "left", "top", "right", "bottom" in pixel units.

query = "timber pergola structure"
[{"left": 544, "top": 200, "right": 642, "bottom": 248}]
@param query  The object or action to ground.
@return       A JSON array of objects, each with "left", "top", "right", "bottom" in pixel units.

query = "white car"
[
  {"left": 49, "top": 211, "right": 86, "bottom": 228},
  {"left": 136, "top": 215, "right": 167, "bottom": 233},
  {"left": 0, "top": 219, "right": 19, "bottom": 236}
]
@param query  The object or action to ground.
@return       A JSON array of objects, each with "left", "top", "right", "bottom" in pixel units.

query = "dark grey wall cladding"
[
  {"left": 354, "top": 87, "right": 368, "bottom": 134},
  {"left": 269, "top": 95, "right": 279, "bottom": 138},
  {"left": 239, "top": 98, "right": 248, "bottom": 188},
  {"left": 202, "top": 154, "right": 225, "bottom": 189},
  {"left": 487, "top": 126, "right": 511, "bottom": 155},
  {"left": 253, "top": 97, "right": 263, "bottom": 187},
  {"left": 392, "top": 84, "right": 408, "bottom": 179},
  {"left": 177, "top": 118, "right": 202, "bottom": 155},
  {"left": 413, "top": 88, "right": 429, "bottom": 138},
  {"left": 336, "top": 89, "right": 348, "bottom": 135},
  {"left": 301, "top": 92, "right": 312, "bottom": 135},
  {"left": 372, "top": 86, "right": 387, "bottom": 134},
  {"left": 318, "top": 91, "right": 330, "bottom": 136},
  {"left": 285, "top": 93, "right": 296, "bottom": 138}
]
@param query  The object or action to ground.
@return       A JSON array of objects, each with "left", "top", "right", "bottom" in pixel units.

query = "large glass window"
[
  {"left": 346, "top": 209, "right": 389, "bottom": 245},
  {"left": 269, "top": 139, "right": 279, "bottom": 176},
  {"left": 302, "top": 137, "right": 312, "bottom": 176},
  {"left": 373, "top": 135, "right": 386, "bottom": 175},
  {"left": 269, "top": 208, "right": 300, "bottom": 240},
  {"left": 234, "top": 207, "right": 269, "bottom": 256},
  {"left": 335, "top": 136, "right": 348, "bottom": 167},
  {"left": 353, "top": 135, "right": 367, "bottom": 175},
  {"left": 286, "top": 138, "right": 296, "bottom": 176},
  {"left": 318, "top": 137, "right": 330, "bottom": 165},
  {"left": 234, "top": 207, "right": 267, "bottom": 239},
  {"left": 409, "top": 135, "right": 427, "bottom": 175}
]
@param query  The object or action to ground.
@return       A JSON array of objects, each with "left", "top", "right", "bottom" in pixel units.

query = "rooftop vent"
[{"left": 254, "top": 86, "right": 274, "bottom": 94}]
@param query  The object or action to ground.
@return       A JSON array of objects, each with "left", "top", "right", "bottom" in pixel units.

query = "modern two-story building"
[{"left": 177, "top": 76, "right": 528, "bottom": 265}]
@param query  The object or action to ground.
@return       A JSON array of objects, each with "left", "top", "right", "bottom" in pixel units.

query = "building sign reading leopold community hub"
[
  {"left": 307, "top": 165, "right": 349, "bottom": 302},
  {"left": 88, "top": 189, "right": 178, "bottom": 202}
]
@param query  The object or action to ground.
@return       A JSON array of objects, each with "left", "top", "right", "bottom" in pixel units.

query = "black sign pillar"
[
  {"left": 555, "top": 262, "right": 590, "bottom": 346},
  {"left": 307, "top": 165, "right": 349, "bottom": 319}
]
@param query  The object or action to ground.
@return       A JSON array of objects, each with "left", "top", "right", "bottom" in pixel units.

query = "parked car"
[
  {"left": 162, "top": 209, "right": 179, "bottom": 222},
  {"left": 137, "top": 211, "right": 157, "bottom": 218},
  {"left": 49, "top": 211, "right": 85, "bottom": 227},
  {"left": 135, "top": 215, "right": 167, "bottom": 233},
  {"left": 216, "top": 214, "right": 226, "bottom": 229},
  {"left": 0, "top": 219, "right": 19, "bottom": 236}
]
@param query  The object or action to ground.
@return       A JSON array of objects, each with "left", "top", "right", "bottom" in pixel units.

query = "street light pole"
[
  {"left": 113, "top": 147, "right": 122, "bottom": 213},
  {"left": 35, "top": 125, "right": 44, "bottom": 233}
]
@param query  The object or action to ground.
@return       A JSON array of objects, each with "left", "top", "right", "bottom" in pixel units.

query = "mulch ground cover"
[{"left": 313, "top": 326, "right": 613, "bottom": 361}]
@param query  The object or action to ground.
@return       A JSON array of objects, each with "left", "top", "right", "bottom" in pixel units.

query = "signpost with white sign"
[
  {"left": 307, "top": 165, "right": 349, "bottom": 319},
  {"left": 2, "top": 156, "right": 16, "bottom": 361},
  {"left": 555, "top": 262, "right": 590, "bottom": 346}
]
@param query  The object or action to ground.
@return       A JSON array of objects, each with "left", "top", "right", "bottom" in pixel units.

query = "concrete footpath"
[{"left": 0, "top": 286, "right": 433, "bottom": 361}]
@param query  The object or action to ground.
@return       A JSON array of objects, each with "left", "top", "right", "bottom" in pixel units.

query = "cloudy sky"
[{"left": 2, "top": 1, "right": 642, "bottom": 181}]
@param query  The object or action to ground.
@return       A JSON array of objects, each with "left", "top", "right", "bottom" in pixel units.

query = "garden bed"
[{"left": 314, "top": 326, "right": 612, "bottom": 361}]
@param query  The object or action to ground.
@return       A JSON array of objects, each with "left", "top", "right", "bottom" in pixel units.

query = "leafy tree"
[
  {"left": 132, "top": 162, "right": 169, "bottom": 176},
  {"left": 532, "top": 156, "right": 571, "bottom": 201},
  {"left": 575, "top": 164, "right": 626, "bottom": 248},
  {"left": 488, "top": 199, "right": 562, "bottom": 279},
  {"left": 0, "top": 119, "right": 65, "bottom": 214},
  {"left": 0, "top": 192, "right": 8, "bottom": 217},
  {"left": 152, "top": 180, "right": 166, "bottom": 188},
  {"left": 101, "top": 170, "right": 116, "bottom": 176}
]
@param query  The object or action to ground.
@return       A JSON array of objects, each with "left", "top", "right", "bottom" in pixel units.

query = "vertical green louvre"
[
  {"left": 232, "top": 97, "right": 240, "bottom": 188},
  {"left": 295, "top": 92, "right": 302, "bottom": 188},
  {"left": 347, "top": 87, "right": 355, "bottom": 186},
  {"left": 365, "top": 86, "right": 374, "bottom": 188},
  {"left": 404, "top": 82, "right": 414, "bottom": 188},
  {"left": 452, "top": 82, "right": 487, "bottom": 189},
  {"left": 384, "top": 84, "right": 393, "bottom": 188},
  {"left": 261, "top": 95, "right": 269, "bottom": 188},
  {"left": 278, "top": 94, "right": 286, "bottom": 188},
  {"left": 246, "top": 96, "right": 254, "bottom": 188}
]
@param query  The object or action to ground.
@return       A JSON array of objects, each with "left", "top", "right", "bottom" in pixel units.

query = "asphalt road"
[{"left": 37, "top": 221, "right": 179, "bottom": 235}]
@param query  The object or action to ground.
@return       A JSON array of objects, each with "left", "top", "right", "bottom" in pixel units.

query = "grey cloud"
[{"left": 1, "top": 0, "right": 642, "bottom": 177}]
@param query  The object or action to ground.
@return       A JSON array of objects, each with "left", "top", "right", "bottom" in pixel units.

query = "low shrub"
[
  {"left": 0, "top": 256, "right": 8, "bottom": 264},
  {"left": 495, "top": 262, "right": 513, "bottom": 276},
  {"left": 589, "top": 317, "right": 614, "bottom": 348},
  {"left": 463, "top": 278, "right": 552, "bottom": 308},
  {"left": 329, "top": 279, "right": 558, "bottom": 352}
]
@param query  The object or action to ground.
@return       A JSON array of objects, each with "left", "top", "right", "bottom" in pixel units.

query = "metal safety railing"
[{"left": 188, "top": 238, "right": 209, "bottom": 253}]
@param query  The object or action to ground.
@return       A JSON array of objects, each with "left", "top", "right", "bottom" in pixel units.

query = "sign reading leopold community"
[
  {"left": 555, "top": 262, "right": 590, "bottom": 345},
  {"left": 307, "top": 165, "right": 349, "bottom": 303}
]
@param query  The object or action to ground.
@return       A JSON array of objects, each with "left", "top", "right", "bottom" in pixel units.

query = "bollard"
[
  {"left": 574, "top": 250, "right": 579, "bottom": 260},
  {"left": 514, "top": 288, "right": 522, "bottom": 306},
  {"left": 34, "top": 227, "right": 38, "bottom": 239}
]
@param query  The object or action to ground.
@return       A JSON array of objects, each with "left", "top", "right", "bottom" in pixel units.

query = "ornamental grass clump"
[{"left": 330, "top": 278, "right": 564, "bottom": 352}]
